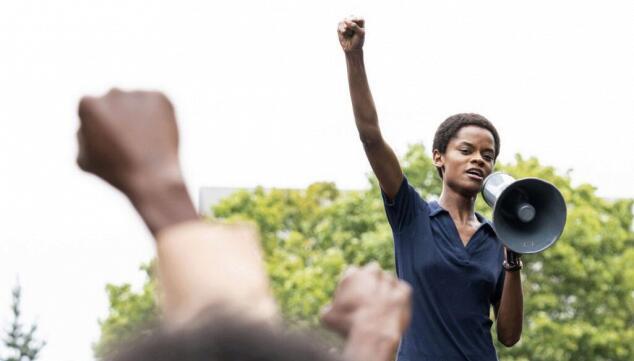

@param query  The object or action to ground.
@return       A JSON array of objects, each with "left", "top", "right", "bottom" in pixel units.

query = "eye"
[
  {"left": 459, "top": 148, "right": 470, "bottom": 154},
  {"left": 483, "top": 154, "right": 494, "bottom": 162}
]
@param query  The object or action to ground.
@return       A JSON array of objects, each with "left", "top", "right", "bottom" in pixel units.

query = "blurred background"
[{"left": 1, "top": 1, "right": 633, "bottom": 360}]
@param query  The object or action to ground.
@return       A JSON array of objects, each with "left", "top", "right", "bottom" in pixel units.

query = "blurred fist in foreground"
[
  {"left": 77, "top": 89, "right": 181, "bottom": 194},
  {"left": 322, "top": 263, "right": 411, "bottom": 345},
  {"left": 76, "top": 89, "right": 196, "bottom": 234}
]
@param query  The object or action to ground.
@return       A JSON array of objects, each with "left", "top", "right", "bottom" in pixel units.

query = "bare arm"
[
  {"left": 338, "top": 18, "right": 403, "bottom": 199},
  {"left": 495, "top": 251, "right": 523, "bottom": 346},
  {"left": 77, "top": 90, "right": 278, "bottom": 327},
  {"left": 155, "top": 220, "right": 278, "bottom": 326}
]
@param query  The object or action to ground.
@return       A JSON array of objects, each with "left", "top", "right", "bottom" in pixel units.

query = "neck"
[{"left": 438, "top": 185, "right": 477, "bottom": 224}]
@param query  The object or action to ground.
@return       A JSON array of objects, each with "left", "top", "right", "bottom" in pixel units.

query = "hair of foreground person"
[{"left": 108, "top": 312, "right": 343, "bottom": 361}]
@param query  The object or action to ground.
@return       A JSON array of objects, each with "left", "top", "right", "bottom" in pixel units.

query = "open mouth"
[{"left": 465, "top": 168, "right": 484, "bottom": 181}]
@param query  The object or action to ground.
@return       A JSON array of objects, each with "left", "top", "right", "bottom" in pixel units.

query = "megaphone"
[{"left": 481, "top": 172, "right": 567, "bottom": 254}]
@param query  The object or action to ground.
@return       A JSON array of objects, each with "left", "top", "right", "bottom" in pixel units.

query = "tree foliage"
[
  {"left": 494, "top": 155, "right": 634, "bottom": 360},
  {"left": 95, "top": 144, "right": 634, "bottom": 360},
  {"left": 93, "top": 263, "right": 158, "bottom": 359},
  {"left": 1, "top": 284, "right": 45, "bottom": 361}
]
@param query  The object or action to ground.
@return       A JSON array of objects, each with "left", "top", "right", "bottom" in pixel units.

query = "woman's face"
[{"left": 433, "top": 125, "right": 496, "bottom": 197}]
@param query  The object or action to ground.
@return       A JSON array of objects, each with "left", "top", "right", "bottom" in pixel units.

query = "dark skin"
[
  {"left": 77, "top": 89, "right": 414, "bottom": 361},
  {"left": 433, "top": 125, "right": 495, "bottom": 245},
  {"left": 338, "top": 16, "right": 523, "bottom": 347},
  {"left": 76, "top": 89, "right": 198, "bottom": 235}
]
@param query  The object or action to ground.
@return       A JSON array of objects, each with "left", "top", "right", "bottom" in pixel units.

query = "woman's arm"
[
  {"left": 338, "top": 17, "right": 403, "bottom": 200},
  {"left": 495, "top": 251, "right": 524, "bottom": 346}
]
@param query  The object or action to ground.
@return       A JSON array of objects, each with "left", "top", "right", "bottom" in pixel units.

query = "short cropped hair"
[
  {"left": 432, "top": 113, "right": 500, "bottom": 178},
  {"left": 109, "top": 315, "right": 342, "bottom": 361}
]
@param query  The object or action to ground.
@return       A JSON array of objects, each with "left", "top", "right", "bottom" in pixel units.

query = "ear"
[{"left": 432, "top": 149, "right": 444, "bottom": 168}]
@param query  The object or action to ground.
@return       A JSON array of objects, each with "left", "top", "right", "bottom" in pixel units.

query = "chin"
[
  {"left": 463, "top": 175, "right": 486, "bottom": 194},
  {"left": 460, "top": 185, "right": 481, "bottom": 198},
  {"left": 446, "top": 178, "right": 481, "bottom": 198}
]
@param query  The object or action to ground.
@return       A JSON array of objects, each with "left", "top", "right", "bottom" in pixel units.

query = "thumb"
[
  {"left": 346, "top": 22, "right": 364, "bottom": 36},
  {"left": 320, "top": 304, "right": 340, "bottom": 330}
]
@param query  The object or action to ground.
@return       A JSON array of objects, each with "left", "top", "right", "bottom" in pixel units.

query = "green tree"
[
  {"left": 95, "top": 144, "right": 634, "bottom": 360},
  {"left": 493, "top": 155, "right": 634, "bottom": 361},
  {"left": 93, "top": 263, "right": 158, "bottom": 359},
  {"left": 1, "top": 284, "right": 45, "bottom": 361}
]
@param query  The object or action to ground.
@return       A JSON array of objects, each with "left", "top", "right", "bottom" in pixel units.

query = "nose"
[{"left": 470, "top": 153, "right": 485, "bottom": 166}]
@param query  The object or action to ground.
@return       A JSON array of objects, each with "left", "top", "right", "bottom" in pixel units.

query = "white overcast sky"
[{"left": 1, "top": 1, "right": 633, "bottom": 360}]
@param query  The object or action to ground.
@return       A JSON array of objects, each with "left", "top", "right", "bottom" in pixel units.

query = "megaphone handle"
[
  {"left": 504, "top": 248, "right": 523, "bottom": 272},
  {"left": 506, "top": 248, "right": 519, "bottom": 264}
]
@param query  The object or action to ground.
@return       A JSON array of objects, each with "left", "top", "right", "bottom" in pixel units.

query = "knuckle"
[
  {"left": 319, "top": 307, "right": 331, "bottom": 321},
  {"left": 381, "top": 272, "right": 395, "bottom": 284},
  {"left": 76, "top": 155, "right": 91, "bottom": 172},
  {"left": 130, "top": 90, "right": 147, "bottom": 99},
  {"left": 78, "top": 96, "right": 98, "bottom": 120},
  {"left": 366, "top": 263, "right": 382, "bottom": 276},
  {"left": 156, "top": 92, "right": 173, "bottom": 108},
  {"left": 149, "top": 91, "right": 172, "bottom": 107},
  {"left": 108, "top": 87, "right": 123, "bottom": 95},
  {"left": 400, "top": 282, "right": 413, "bottom": 294},
  {"left": 78, "top": 96, "right": 95, "bottom": 112},
  {"left": 339, "top": 272, "right": 355, "bottom": 287},
  {"left": 344, "top": 265, "right": 359, "bottom": 276},
  {"left": 395, "top": 282, "right": 412, "bottom": 299}
]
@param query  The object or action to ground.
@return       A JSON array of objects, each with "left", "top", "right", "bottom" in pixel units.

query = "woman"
[{"left": 337, "top": 16, "right": 523, "bottom": 361}]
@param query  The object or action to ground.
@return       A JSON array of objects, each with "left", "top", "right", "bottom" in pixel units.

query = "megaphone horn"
[{"left": 481, "top": 172, "right": 567, "bottom": 254}]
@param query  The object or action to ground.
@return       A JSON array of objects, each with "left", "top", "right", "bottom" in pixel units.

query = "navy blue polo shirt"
[{"left": 382, "top": 177, "right": 505, "bottom": 361}]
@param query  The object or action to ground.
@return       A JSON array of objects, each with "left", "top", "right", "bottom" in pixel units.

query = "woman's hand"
[{"left": 337, "top": 16, "right": 365, "bottom": 53}]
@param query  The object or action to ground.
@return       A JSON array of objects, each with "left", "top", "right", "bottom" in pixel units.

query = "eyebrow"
[{"left": 457, "top": 141, "right": 495, "bottom": 153}]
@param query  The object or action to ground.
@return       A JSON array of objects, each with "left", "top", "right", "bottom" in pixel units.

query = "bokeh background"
[{"left": 1, "top": 1, "right": 633, "bottom": 360}]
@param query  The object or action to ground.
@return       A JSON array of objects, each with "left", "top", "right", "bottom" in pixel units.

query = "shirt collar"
[
  {"left": 429, "top": 200, "right": 498, "bottom": 237},
  {"left": 477, "top": 214, "right": 497, "bottom": 237},
  {"left": 428, "top": 200, "right": 445, "bottom": 217}
]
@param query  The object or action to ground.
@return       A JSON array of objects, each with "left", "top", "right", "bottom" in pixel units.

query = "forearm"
[
  {"left": 345, "top": 51, "right": 381, "bottom": 144},
  {"left": 344, "top": 51, "right": 403, "bottom": 197},
  {"left": 496, "top": 271, "right": 523, "bottom": 346},
  {"left": 155, "top": 221, "right": 279, "bottom": 327},
  {"left": 124, "top": 166, "right": 199, "bottom": 235},
  {"left": 123, "top": 168, "right": 278, "bottom": 327}
]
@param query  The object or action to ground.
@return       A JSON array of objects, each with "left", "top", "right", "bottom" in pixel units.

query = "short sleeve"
[{"left": 381, "top": 176, "right": 426, "bottom": 232}]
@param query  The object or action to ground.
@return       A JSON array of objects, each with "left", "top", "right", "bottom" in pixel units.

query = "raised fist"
[
  {"left": 337, "top": 16, "right": 365, "bottom": 52},
  {"left": 321, "top": 263, "right": 412, "bottom": 339},
  {"left": 76, "top": 89, "right": 181, "bottom": 196}
]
